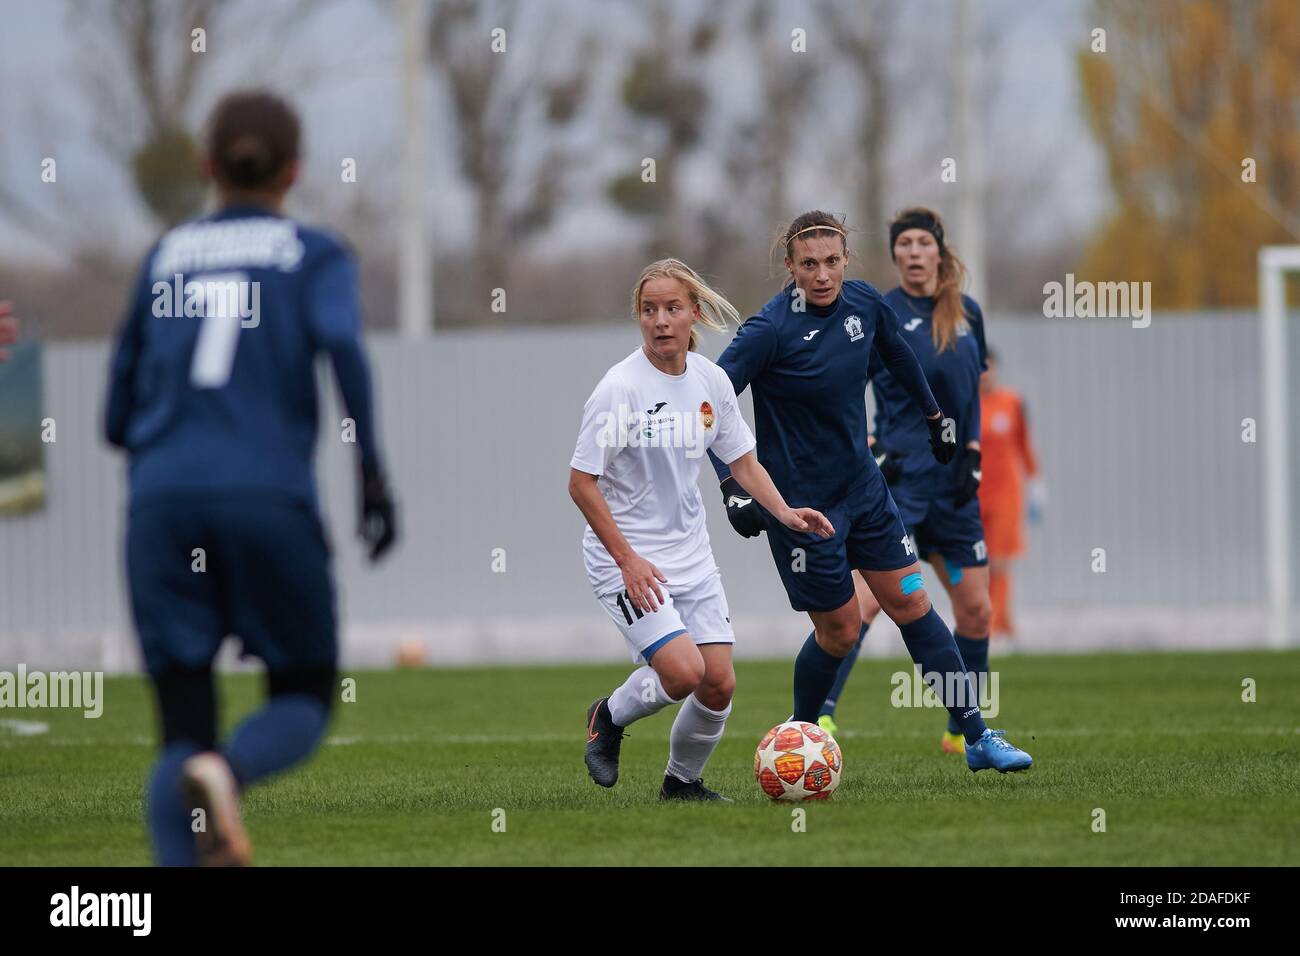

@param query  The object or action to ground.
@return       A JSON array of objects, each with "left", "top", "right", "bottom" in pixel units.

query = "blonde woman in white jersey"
[{"left": 569, "top": 259, "right": 834, "bottom": 801}]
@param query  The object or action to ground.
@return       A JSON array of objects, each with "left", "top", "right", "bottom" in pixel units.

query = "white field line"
[
  {"left": 0, "top": 719, "right": 49, "bottom": 736},
  {"left": 2, "top": 727, "right": 1296, "bottom": 748}
]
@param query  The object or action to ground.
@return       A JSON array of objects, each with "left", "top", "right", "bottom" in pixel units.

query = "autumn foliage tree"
[{"left": 1077, "top": 0, "right": 1300, "bottom": 307}]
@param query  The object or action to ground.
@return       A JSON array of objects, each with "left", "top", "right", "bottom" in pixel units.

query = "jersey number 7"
[{"left": 189, "top": 271, "right": 251, "bottom": 389}]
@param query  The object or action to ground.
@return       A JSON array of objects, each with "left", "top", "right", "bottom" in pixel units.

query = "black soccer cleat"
[
  {"left": 659, "top": 774, "right": 734, "bottom": 802},
  {"left": 584, "top": 697, "right": 625, "bottom": 788}
]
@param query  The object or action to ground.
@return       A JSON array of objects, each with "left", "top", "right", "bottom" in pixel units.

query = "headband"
[
  {"left": 786, "top": 223, "right": 846, "bottom": 247},
  {"left": 889, "top": 212, "right": 945, "bottom": 254}
]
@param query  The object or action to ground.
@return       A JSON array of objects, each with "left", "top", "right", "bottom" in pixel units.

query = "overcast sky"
[{"left": 0, "top": 0, "right": 1107, "bottom": 263}]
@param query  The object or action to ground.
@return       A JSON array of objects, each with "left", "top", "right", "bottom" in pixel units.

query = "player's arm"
[
  {"left": 568, "top": 374, "right": 666, "bottom": 612},
  {"left": 965, "top": 296, "right": 987, "bottom": 452},
  {"left": 1018, "top": 398, "right": 1046, "bottom": 521},
  {"left": 865, "top": 355, "right": 905, "bottom": 483},
  {"left": 104, "top": 263, "right": 152, "bottom": 449},
  {"left": 307, "top": 246, "right": 396, "bottom": 561},
  {"left": 953, "top": 385, "right": 982, "bottom": 506},
  {"left": 952, "top": 298, "right": 985, "bottom": 505},
  {"left": 0, "top": 301, "right": 18, "bottom": 362},
  {"left": 708, "top": 310, "right": 779, "bottom": 530},
  {"left": 1017, "top": 398, "right": 1040, "bottom": 477},
  {"left": 872, "top": 298, "right": 956, "bottom": 464},
  {"left": 725, "top": 452, "right": 833, "bottom": 538},
  {"left": 567, "top": 468, "right": 665, "bottom": 613}
]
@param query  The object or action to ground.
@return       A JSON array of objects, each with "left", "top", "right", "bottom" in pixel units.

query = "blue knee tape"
[
  {"left": 900, "top": 572, "right": 925, "bottom": 596},
  {"left": 943, "top": 557, "right": 964, "bottom": 585}
]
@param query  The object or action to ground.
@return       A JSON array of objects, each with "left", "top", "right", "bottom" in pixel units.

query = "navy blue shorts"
[
  {"left": 126, "top": 494, "right": 337, "bottom": 676},
  {"left": 763, "top": 468, "right": 916, "bottom": 613},
  {"left": 890, "top": 480, "right": 989, "bottom": 574}
]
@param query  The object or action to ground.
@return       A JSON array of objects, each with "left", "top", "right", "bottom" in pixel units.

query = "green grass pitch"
[{"left": 2, "top": 650, "right": 1297, "bottom": 866}]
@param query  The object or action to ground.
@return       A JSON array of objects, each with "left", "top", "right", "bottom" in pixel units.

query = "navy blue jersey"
[
  {"left": 710, "top": 279, "right": 939, "bottom": 508},
  {"left": 105, "top": 205, "right": 383, "bottom": 507},
  {"left": 870, "top": 288, "right": 986, "bottom": 492}
]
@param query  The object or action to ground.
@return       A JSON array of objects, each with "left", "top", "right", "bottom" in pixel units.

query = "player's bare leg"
[{"left": 988, "top": 558, "right": 1015, "bottom": 640}]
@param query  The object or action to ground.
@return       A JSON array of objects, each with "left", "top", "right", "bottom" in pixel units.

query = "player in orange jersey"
[{"left": 977, "top": 348, "right": 1043, "bottom": 640}]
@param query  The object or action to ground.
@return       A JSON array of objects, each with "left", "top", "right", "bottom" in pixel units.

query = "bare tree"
[
  {"left": 606, "top": 0, "right": 720, "bottom": 258},
  {"left": 428, "top": 0, "right": 597, "bottom": 309},
  {"left": 819, "top": 0, "right": 896, "bottom": 277}
]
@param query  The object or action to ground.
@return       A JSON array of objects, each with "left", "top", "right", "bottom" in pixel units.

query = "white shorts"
[{"left": 597, "top": 570, "right": 735, "bottom": 664}]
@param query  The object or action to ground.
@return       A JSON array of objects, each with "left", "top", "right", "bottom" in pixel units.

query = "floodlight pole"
[
  {"left": 1258, "top": 246, "right": 1298, "bottom": 648},
  {"left": 399, "top": 0, "right": 432, "bottom": 337},
  {"left": 954, "top": 0, "right": 986, "bottom": 299}
]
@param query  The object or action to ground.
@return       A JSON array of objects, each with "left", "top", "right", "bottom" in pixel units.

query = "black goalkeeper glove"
[
  {"left": 359, "top": 461, "right": 398, "bottom": 561},
  {"left": 927, "top": 412, "right": 958, "bottom": 465},
  {"left": 953, "top": 448, "right": 982, "bottom": 508},
  {"left": 720, "top": 475, "right": 766, "bottom": 538},
  {"left": 872, "top": 444, "right": 905, "bottom": 484}
]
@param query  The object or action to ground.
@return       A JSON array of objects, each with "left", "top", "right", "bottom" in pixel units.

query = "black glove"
[
  {"left": 953, "top": 448, "right": 982, "bottom": 508},
  {"left": 872, "top": 444, "right": 905, "bottom": 484},
  {"left": 927, "top": 412, "right": 958, "bottom": 465},
  {"left": 359, "top": 461, "right": 397, "bottom": 561},
  {"left": 720, "top": 475, "right": 766, "bottom": 538}
]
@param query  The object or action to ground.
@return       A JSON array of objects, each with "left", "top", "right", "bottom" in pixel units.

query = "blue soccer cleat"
[{"left": 965, "top": 729, "right": 1033, "bottom": 773}]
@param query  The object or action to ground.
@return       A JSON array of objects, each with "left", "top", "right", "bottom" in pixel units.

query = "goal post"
[{"left": 1258, "top": 246, "right": 1298, "bottom": 648}]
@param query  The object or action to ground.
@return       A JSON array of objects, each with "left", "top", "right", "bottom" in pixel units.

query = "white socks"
[
  {"left": 666, "top": 693, "right": 731, "bottom": 783},
  {"left": 607, "top": 666, "right": 678, "bottom": 726},
  {"left": 607, "top": 667, "right": 733, "bottom": 781}
]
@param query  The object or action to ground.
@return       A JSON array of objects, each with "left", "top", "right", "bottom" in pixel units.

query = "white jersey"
[{"left": 570, "top": 347, "right": 756, "bottom": 596}]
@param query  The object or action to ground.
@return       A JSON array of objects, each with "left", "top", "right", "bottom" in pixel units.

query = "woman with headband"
[
  {"left": 711, "top": 209, "right": 1031, "bottom": 773},
  {"left": 816, "top": 207, "right": 1002, "bottom": 758}
]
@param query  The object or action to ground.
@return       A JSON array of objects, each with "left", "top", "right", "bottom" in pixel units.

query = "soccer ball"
[{"left": 754, "top": 720, "right": 842, "bottom": 801}]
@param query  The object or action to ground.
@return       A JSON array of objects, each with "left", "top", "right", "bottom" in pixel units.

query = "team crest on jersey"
[
  {"left": 844, "top": 315, "right": 864, "bottom": 342},
  {"left": 699, "top": 401, "right": 714, "bottom": 430}
]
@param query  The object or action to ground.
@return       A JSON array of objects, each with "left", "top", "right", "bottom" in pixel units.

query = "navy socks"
[
  {"left": 147, "top": 741, "right": 203, "bottom": 867},
  {"left": 819, "top": 622, "right": 868, "bottom": 718},
  {"left": 224, "top": 694, "right": 330, "bottom": 788},
  {"left": 951, "top": 633, "right": 990, "bottom": 735},
  {"left": 899, "top": 608, "right": 987, "bottom": 743},
  {"left": 793, "top": 633, "right": 845, "bottom": 723}
]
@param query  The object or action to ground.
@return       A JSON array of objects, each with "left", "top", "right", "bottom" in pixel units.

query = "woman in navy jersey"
[
  {"left": 816, "top": 207, "right": 997, "bottom": 757},
  {"left": 105, "top": 90, "right": 397, "bottom": 865},
  {"left": 713, "top": 209, "right": 1030, "bottom": 773}
]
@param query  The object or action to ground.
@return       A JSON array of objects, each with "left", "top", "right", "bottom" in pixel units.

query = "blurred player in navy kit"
[
  {"left": 712, "top": 210, "right": 1031, "bottom": 773},
  {"left": 105, "top": 90, "right": 397, "bottom": 865}
]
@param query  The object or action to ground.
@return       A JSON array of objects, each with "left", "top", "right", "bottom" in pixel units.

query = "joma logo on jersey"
[
  {"left": 595, "top": 403, "right": 708, "bottom": 458},
  {"left": 903, "top": 317, "right": 923, "bottom": 332},
  {"left": 844, "top": 315, "right": 864, "bottom": 342},
  {"left": 152, "top": 273, "right": 261, "bottom": 328}
]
